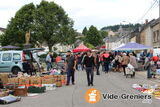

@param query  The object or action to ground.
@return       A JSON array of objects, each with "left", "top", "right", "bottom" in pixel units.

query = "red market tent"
[
  {"left": 101, "top": 45, "right": 106, "bottom": 49},
  {"left": 72, "top": 44, "right": 90, "bottom": 53},
  {"left": 96, "top": 45, "right": 106, "bottom": 49}
]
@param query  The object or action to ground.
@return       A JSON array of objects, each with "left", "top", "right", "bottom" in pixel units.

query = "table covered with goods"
[
  {"left": 132, "top": 84, "right": 160, "bottom": 100},
  {"left": 0, "top": 69, "right": 66, "bottom": 104}
]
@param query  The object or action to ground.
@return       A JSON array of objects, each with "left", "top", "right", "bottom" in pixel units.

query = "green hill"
[{"left": 101, "top": 24, "right": 141, "bottom": 32}]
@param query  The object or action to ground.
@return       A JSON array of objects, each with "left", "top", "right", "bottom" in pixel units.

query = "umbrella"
[
  {"left": 72, "top": 44, "right": 90, "bottom": 53},
  {"left": 0, "top": 45, "right": 20, "bottom": 49},
  {"left": 116, "top": 42, "right": 151, "bottom": 50}
]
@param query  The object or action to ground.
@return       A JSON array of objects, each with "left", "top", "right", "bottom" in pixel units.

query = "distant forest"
[{"left": 101, "top": 23, "right": 141, "bottom": 32}]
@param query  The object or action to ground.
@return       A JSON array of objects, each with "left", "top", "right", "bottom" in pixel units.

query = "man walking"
[
  {"left": 83, "top": 51, "right": 95, "bottom": 86},
  {"left": 65, "top": 51, "right": 76, "bottom": 86}
]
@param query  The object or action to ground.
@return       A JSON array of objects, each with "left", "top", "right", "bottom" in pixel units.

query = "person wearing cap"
[{"left": 65, "top": 50, "right": 76, "bottom": 86}]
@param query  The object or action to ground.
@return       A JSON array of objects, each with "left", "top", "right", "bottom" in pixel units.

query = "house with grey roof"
[{"left": 0, "top": 27, "right": 5, "bottom": 35}]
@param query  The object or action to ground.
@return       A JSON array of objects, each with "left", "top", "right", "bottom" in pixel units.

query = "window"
[
  {"left": 153, "top": 32, "right": 156, "bottom": 42},
  {"left": 157, "top": 30, "right": 159, "bottom": 41},
  {"left": 24, "top": 54, "right": 31, "bottom": 60},
  {"left": 13, "top": 53, "right": 21, "bottom": 60},
  {"left": 2, "top": 53, "right": 12, "bottom": 61}
]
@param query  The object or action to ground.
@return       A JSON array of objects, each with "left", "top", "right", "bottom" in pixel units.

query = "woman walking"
[
  {"left": 129, "top": 53, "right": 138, "bottom": 77},
  {"left": 121, "top": 53, "right": 130, "bottom": 75}
]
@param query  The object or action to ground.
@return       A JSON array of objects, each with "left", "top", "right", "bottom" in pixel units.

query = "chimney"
[{"left": 145, "top": 19, "right": 148, "bottom": 24}]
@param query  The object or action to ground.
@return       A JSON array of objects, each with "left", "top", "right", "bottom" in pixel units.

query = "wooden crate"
[
  {"left": 18, "top": 77, "right": 30, "bottom": 85},
  {"left": 8, "top": 78, "right": 19, "bottom": 84},
  {"left": 14, "top": 88, "right": 27, "bottom": 96},
  {"left": 0, "top": 73, "right": 9, "bottom": 84},
  {"left": 41, "top": 75, "right": 55, "bottom": 84},
  {"left": 29, "top": 77, "right": 42, "bottom": 85},
  {"left": 56, "top": 81, "right": 62, "bottom": 87}
]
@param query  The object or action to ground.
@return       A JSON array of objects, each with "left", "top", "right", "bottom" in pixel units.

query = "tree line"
[
  {"left": 80, "top": 26, "right": 108, "bottom": 49},
  {"left": 101, "top": 24, "right": 141, "bottom": 32}
]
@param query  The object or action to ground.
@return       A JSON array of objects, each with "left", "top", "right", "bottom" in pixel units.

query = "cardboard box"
[
  {"left": 18, "top": 77, "right": 30, "bottom": 85},
  {"left": 41, "top": 76, "right": 55, "bottom": 84},
  {"left": 29, "top": 77, "right": 42, "bottom": 85},
  {"left": 14, "top": 88, "right": 27, "bottom": 96},
  {"left": 0, "top": 90, "right": 9, "bottom": 97},
  {"left": 56, "top": 81, "right": 62, "bottom": 87},
  {"left": 61, "top": 75, "right": 66, "bottom": 80},
  {"left": 0, "top": 73, "right": 8, "bottom": 84},
  {"left": 8, "top": 78, "right": 19, "bottom": 84},
  {"left": 54, "top": 75, "right": 61, "bottom": 81}
]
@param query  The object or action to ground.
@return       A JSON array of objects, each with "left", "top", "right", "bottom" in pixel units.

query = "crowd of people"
[
  {"left": 64, "top": 50, "right": 140, "bottom": 86},
  {"left": 45, "top": 49, "right": 160, "bottom": 86}
]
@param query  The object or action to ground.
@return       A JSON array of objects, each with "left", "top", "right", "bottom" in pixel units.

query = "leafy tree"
[
  {"left": 85, "top": 25, "right": 103, "bottom": 47},
  {"left": 85, "top": 43, "right": 95, "bottom": 49},
  {"left": 1, "top": 1, "right": 76, "bottom": 51},
  {"left": 82, "top": 27, "right": 88, "bottom": 36},
  {"left": 33, "top": 1, "right": 75, "bottom": 51},
  {"left": 99, "top": 30, "right": 108, "bottom": 38},
  {"left": 78, "top": 36, "right": 85, "bottom": 42},
  {"left": 1, "top": 3, "right": 35, "bottom": 47}
]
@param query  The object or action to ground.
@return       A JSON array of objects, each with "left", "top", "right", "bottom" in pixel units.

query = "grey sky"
[{"left": 0, "top": 0, "right": 159, "bottom": 32}]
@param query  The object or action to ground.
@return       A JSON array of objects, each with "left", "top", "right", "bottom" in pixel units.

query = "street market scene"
[{"left": 0, "top": 0, "right": 160, "bottom": 107}]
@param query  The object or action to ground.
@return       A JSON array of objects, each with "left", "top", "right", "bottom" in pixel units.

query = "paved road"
[{"left": 2, "top": 71, "right": 160, "bottom": 107}]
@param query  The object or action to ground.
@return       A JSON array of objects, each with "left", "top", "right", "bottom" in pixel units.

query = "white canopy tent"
[{"left": 113, "top": 43, "right": 125, "bottom": 50}]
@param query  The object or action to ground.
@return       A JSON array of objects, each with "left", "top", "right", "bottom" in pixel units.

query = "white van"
[{"left": 0, "top": 50, "right": 33, "bottom": 74}]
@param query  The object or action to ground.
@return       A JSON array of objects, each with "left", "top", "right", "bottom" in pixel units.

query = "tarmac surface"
[{"left": 1, "top": 70, "right": 160, "bottom": 107}]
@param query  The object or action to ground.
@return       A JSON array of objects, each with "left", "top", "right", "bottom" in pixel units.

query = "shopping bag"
[
  {"left": 128, "top": 63, "right": 134, "bottom": 69},
  {"left": 156, "top": 69, "right": 160, "bottom": 75}
]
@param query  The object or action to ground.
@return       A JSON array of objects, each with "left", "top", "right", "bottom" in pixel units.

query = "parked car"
[
  {"left": 0, "top": 50, "right": 33, "bottom": 74},
  {"left": 0, "top": 48, "right": 44, "bottom": 75}
]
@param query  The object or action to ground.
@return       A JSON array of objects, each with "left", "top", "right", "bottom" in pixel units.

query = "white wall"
[{"left": 145, "top": 27, "right": 153, "bottom": 47}]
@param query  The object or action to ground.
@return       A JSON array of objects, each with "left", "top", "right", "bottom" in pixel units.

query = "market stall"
[
  {"left": 115, "top": 42, "right": 151, "bottom": 50},
  {"left": 132, "top": 84, "right": 160, "bottom": 100},
  {"left": 72, "top": 44, "right": 90, "bottom": 53},
  {"left": 113, "top": 43, "right": 125, "bottom": 50},
  {"left": 96, "top": 45, "right": 106, "bottom": 50},
  {"left": 0, "top": 69, "right": 66, "bottom": 104}
]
